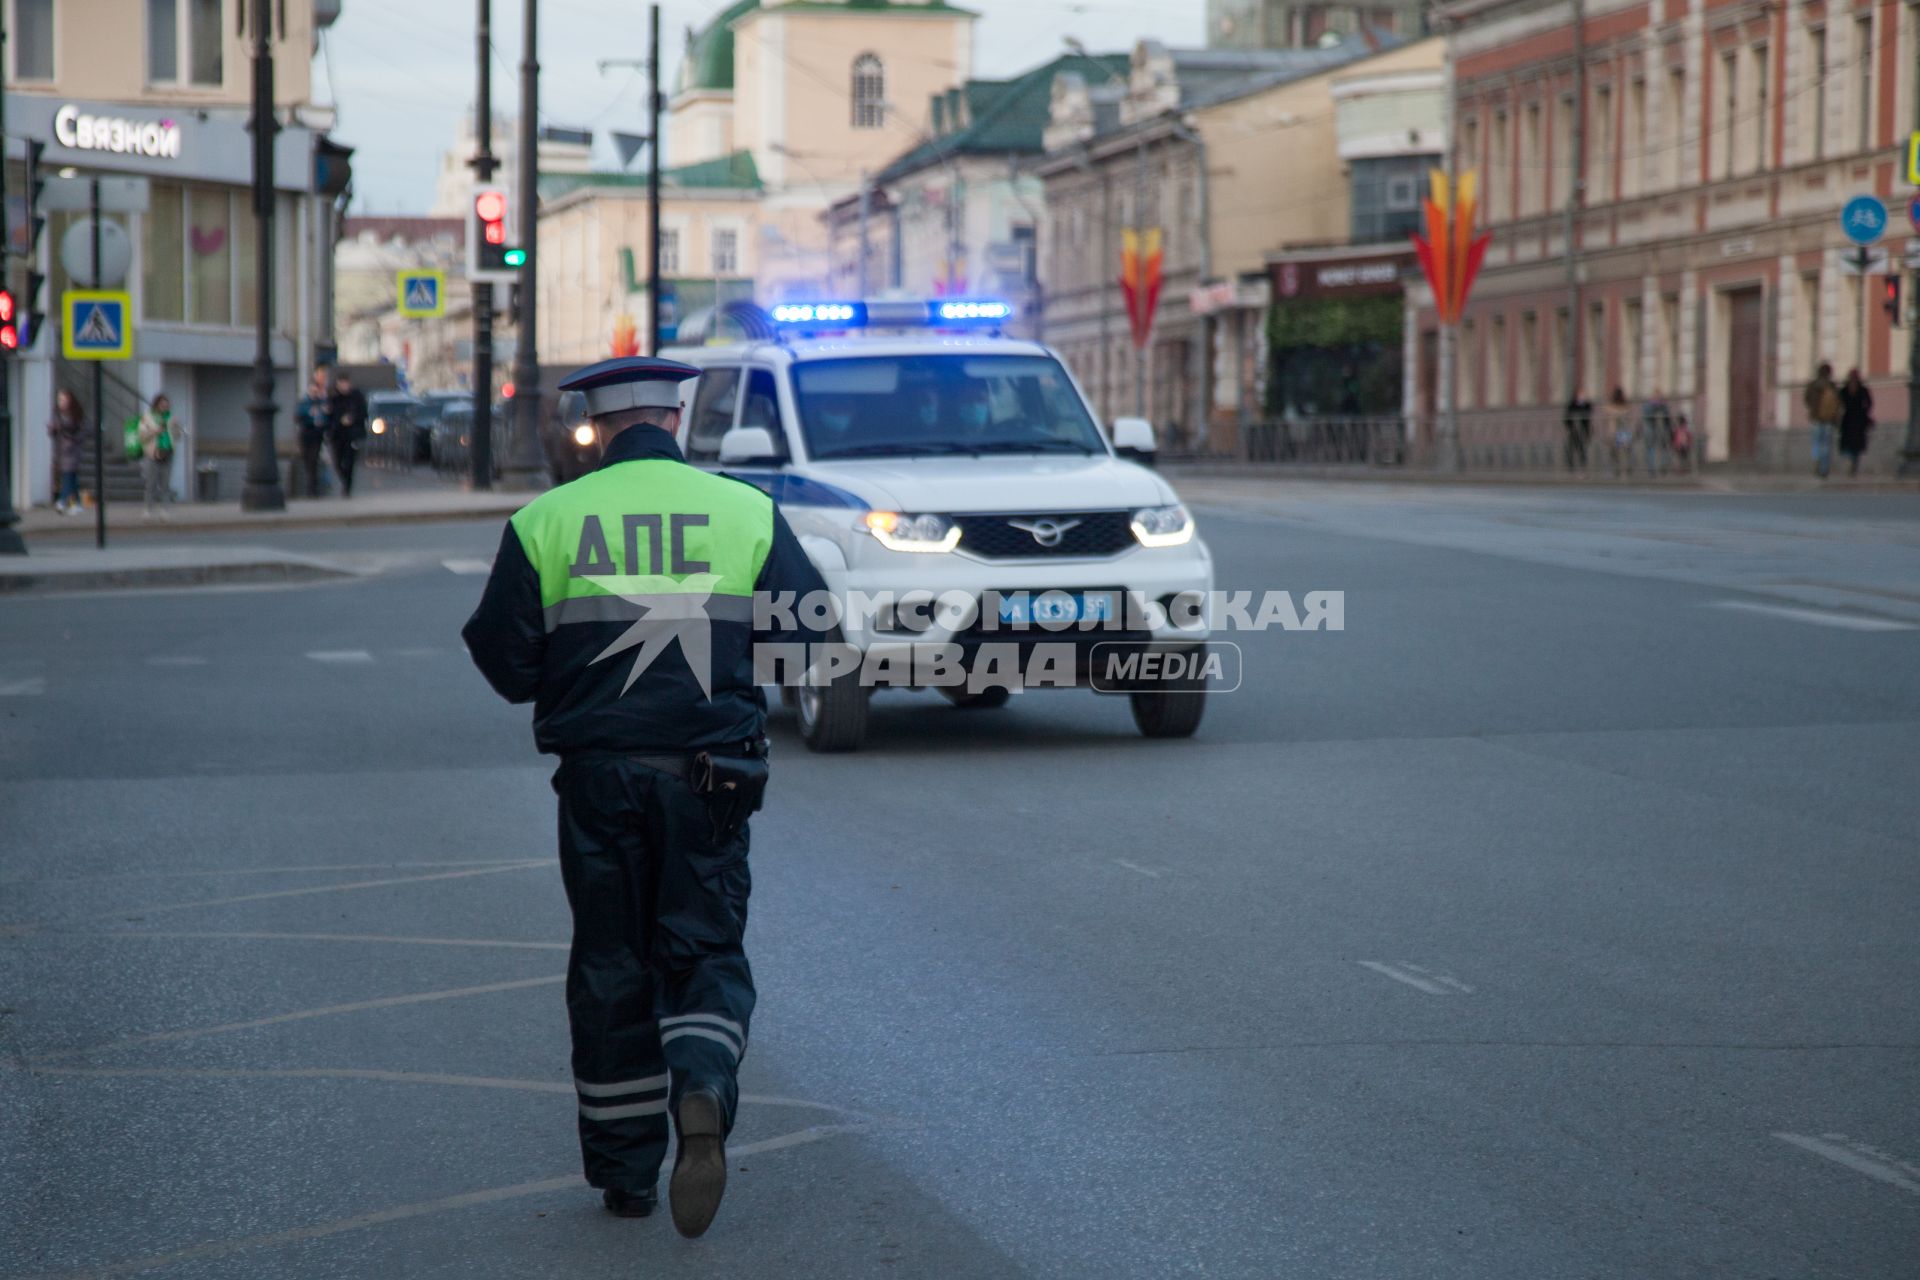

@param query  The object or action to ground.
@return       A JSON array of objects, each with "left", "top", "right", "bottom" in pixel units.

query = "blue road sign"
[
  {"left": 1841, "top": 195, "right": 1888, "bottom": 245},
  {"left": 1909, "top": 195, "right": 1920, "bottom": 234},
  {"left": 62, "top": 290, "right": 133, "bottom": 360}
]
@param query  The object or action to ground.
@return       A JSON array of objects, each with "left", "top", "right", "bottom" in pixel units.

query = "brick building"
[{"left": 1416, "top": 0, "right": 1918, "bottom": 469}]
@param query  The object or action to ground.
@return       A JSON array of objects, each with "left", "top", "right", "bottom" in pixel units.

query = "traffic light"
[
  {"left": 467, "top": 185, "right": 521, "bottom": 283},
  {"left": 1885, "top": 275, "right": 1904, "bottom": 328},
  {"left": 21, "top": 140, "right": 47, "bottom": 348},
  {"left": 0, "top": 289, "right": 18, "bottom": 352}
]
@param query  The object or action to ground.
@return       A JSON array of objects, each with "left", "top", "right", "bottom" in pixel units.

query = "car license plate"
[{"left": 997, "top": 591, "right": 1117, "bottom": 627}]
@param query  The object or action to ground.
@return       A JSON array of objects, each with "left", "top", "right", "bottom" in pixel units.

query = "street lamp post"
[
  {"left": 470, "top": 0, "right": 496, "bottom": 491},
  {"left": 241, "top": 0, "right": 286, "bottom": 512},
  {"left": 503, "top": 0, "right": 546, "bottom": 489},
  {"left": 0, "top": 8, "right": 25, "bottom": 554}
]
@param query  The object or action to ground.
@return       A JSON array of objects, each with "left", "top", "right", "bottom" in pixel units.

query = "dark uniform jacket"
[{"left": 462, "top": 424, "right": 828, "bottom": 756}]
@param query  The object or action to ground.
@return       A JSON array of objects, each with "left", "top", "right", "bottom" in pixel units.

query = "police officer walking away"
[{"left": 462, "top": 356, "right": 827, "bottom": 1236}]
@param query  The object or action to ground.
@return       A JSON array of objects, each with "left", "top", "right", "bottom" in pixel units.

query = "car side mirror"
[
  {"left": 1111, "top": 416, "right": 1157, "bottom": 464},
  {"left": 719, "top": 425, "right": 783, "bottom": 466}
]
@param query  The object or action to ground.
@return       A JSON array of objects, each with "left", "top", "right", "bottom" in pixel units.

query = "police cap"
[{"left": 557, "top": 355, "right": 701, "bottom": 418}]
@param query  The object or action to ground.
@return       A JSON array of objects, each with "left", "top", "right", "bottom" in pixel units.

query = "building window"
[
  {"left": 1552, "top": 307, "right": 1570, "bottom": 403},
  {"left": 1592, "top": 84, "right": 1614, "bottom": 203},
  {"left": 1665, "top": 68, "right": 1687, "bottom": 189},
  {"left": 1854, "top": 14, "right": 1874, "bottom": 151},
  {"left": 1718, "top": 52, "right": 1737, "bottom": 178},
  {"left": 659, "top": 227, "right": 681, "bottom": 274},
  {"left": 1490, "top": 111, "right": 1509, "bottom": 221},
  {"left": 14, "top": 0, "right": 54, "bottom": 80},
  {"left": 144, "top": 182, "right": 186, "bottom": 322},
  {"left": 1551, "top": 95, "right": 1572, "bottom": 208},
  {"left": 1807, "top": 27, "right": 1827, "bottom": 161},
  {"left": 1798, "top": 273, "right": 1820, "bottom": 376},
  {"left": 188, "top": 186, "right": 232, "bottom": 326},
  {"left": 1586, "top": 301, "right": 1607, "bottom": 396},
  {"left": 1622, "top": 80, "right": 1645, "bottom": 198},
  {"left": 1523, "top": 102, "right": 1543, "bottom": 215},
  {"left": 852, "top": 53, "right": 885, "bottom": 129},
  {"left": 148, "top": 0, "right": 225, "bottom": 85},
  {"left": 1751, "top": 44, "right": 1769, "bottom": 173},
  {"left": 1487, "top": 315, "right": 1506, "bottom": 408},
  {"left": 1623, "top": 298, "right": 1644, "bottom": 395},
  {"left": 1520, "top": 311, "right": 1539, "bottom": 405},
  {"left": 712, "top": 227, "right": 738, "bottom": 275}
]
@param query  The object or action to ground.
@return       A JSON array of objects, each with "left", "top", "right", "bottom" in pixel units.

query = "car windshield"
[{"left": 792, "top": 355, "right": 1105, "bottom": 460}]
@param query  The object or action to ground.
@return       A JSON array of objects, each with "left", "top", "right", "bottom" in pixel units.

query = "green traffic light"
[{"left": 503, "top": 248, "right": 527, "bottom": 267}]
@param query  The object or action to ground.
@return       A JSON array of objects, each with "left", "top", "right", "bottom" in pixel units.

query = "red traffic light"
[
  {"left": 475, "top": 191, "right": 507, "bottom": 222},
  {"left": 500, "top": 382, "right": 515, "bottom": 399},
  {"left": 0, "top": 327, "right": 17, "bottom": 351},
  {"left": 0, "top": 290, "right": 14, "bottom": 323}
]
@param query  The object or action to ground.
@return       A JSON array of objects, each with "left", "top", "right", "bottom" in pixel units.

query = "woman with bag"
[
  {"left": 137, "top": 394, "right": 183, "bottom": 518},
  {"left": 1838, "top": 370, "right": 1873, "bottom": 477},
  {"left": 46, "top": 389, "right": 86, "bottom": 515}
]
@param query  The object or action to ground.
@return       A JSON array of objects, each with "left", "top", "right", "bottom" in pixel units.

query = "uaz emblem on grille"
[{"left": 1006, "top": 517, "right": 1082, "bottom": 548}]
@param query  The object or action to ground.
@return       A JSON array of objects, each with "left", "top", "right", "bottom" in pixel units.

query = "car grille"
[{"left": 951, "top": 511, "right": 1134, "bottom": 560}]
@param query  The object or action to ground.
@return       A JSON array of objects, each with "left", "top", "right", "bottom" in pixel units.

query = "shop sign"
[{"left": 54, "top": 104, "right": 182, "bottom": 160}]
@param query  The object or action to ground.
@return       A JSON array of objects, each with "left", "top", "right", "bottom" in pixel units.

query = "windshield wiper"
[
  {"left": 966, "top": 439, "right": 1099, "bottom": 454},
  {"left": 814, "top": 442, "right": 978, "bottom": 458}
]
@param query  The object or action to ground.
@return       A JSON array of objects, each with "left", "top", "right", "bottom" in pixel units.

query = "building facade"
[
  {"left": 1037, "top": 36, "right": 1442, "bottom": 450},
  {"left": 1421, "top": 0, "right": 1919, "bottom": 468},
  {"left": 3, "top": 0, "right": 347, "bottom": 511},
  {"left": 665, "top": 0, "right": 977, "bottom": 300},
  {"left": 1207, "top": 0, "right": 1430, "bottom": 49},
  {"left": 334, "top": 217, "right": 481, "bottom": 394}
]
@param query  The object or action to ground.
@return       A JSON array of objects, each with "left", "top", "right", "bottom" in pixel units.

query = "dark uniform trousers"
[{"left": 553, "top": 753, "right": 754, "bottom": 1194}]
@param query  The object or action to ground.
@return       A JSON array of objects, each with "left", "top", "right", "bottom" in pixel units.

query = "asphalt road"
[{"left": 3, "top": 483, "right": 1918, "bottom": 1278}]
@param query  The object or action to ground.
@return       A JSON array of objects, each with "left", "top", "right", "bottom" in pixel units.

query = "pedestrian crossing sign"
[
  {"left": 62, "top": 290, "right": 133, "bottom": 360},
  {"left": 397, "top": 270, "right": 445, "bottom": 318}
]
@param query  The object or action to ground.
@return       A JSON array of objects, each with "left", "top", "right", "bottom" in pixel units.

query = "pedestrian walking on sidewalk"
[
  {"left": 1838, "top": 369, "right": 1873, "bottom": 476},
  {"left": 137, "top": 395, "right": 182, "bottom": 519},
  {"left": 1605, "top": 388, "right": 1633, "bottom": 476},
  {"left": 1640, "top": 391, "right": 1672, "bottom": 477},
  {"left": 462, "top": 356, "right": 831, "bottom": 1238},
  {"left": 1804, "top": 362, "right": 1841, "bottom": 479},
  {"left": 295, "top": 370, "right": 330, "bottom": 498},
  {"left": 327, "top": 371, "right": 368, "bottom": 497},
  {"left": 1562, "top": 388, "right": 1593, "bottom": 471},
  {"left": 46, "top": 389, "right": 86, "bottom": 514}
]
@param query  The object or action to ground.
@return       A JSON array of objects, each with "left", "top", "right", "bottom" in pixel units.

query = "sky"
[{"left": 317, "top": 0, "right": 1206, "bottom": 214}]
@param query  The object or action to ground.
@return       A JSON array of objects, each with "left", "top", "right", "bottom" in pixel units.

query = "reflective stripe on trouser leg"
[
  {"left": 648, "top": 779, "right": 755, "bottom": 1134},
  {"left": 555, "top": 760, "right": 674, "bottom": 1194}
]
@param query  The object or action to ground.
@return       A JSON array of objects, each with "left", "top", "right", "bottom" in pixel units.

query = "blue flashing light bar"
[
  {"left": 931, "top": 299, "right": 1014, "bottom": 323},
  {"left": 768, "top": 298, "right": 1017, "bottom": 331},
  {"left": 771, "top": 302, "right": 865, "bottom": 325}
]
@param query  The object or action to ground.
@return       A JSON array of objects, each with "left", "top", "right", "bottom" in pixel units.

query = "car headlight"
[
  {"left": 1130, "top": 503, "right": 1193, "bottom": 548},
  {"left": 572, "top": 423, "right": 595, "bottom": 447},
  {"left": 864, "top": 511, "right": 960, "bottom": 553},
  {"left": 370, "top": 417, "right": 387, "bottom": 435}
]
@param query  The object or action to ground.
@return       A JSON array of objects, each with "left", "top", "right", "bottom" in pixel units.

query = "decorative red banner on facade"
[
  {"left": 1411, "top": 170, "right": 1490, "bottom": 325},
  {"left": 1119, "top": 226, "right": 1164, "bottom": 350}
]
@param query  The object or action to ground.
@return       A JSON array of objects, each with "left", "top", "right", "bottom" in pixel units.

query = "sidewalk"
[
  {"left": 1162, "top": 460, "right": 1920, "bottom": 494},
  {"left": 13, "top": 483, "right": 528, "bottom": 540},
  {"left": 0, "top": 542, "right": 362, "bottom": 595}
]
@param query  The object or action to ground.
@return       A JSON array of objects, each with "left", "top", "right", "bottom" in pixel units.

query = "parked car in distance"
[
  {"left": 367, "top": 392, "right": 429, "bottom": 463},
  {"left": 541, "top": 389, "right": 602, "bottom": 485}
]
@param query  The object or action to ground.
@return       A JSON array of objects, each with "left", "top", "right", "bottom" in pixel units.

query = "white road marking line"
[
  {"left": 144, "top": 655, "right": 209, "bottom": 667},
  {"left": 442, "top": 558, "right": 494, "bottom": 575},
  {"left": 1113, "top": 859, "right": 1162, "bottom": 878},
  {"left": 1706, "top": 600, "right": 1916, "bottom": 632},
  {"left": 0, "top": 676, "right": 47, "bottom": 696},
  {"left": 25, "top": 974, "right": 566, "bottom": 1064},
  {"left": 19, "top": 1066, "right": 875, "bottom": 1117},
  {"left": 9, "top": 1123, "right": 865, "bottom": 1280},
  {"left": 89, "top": 860, "right": 547, "bottom": 923},
  {"left": 1774, "top": 1132, "right": 1920, "bottom": 1197},
  {"left": 2, "top": 858, "right": 534, "bottom": 885},
  {"left": 1358, "top": 960, "right": 1472, "bottom": 995},
  {"left": 305, "top": 649, "right": 375, "bottom": 663},
  {"left": 96, "top": 930, "right": 569, "bottom": 951}
]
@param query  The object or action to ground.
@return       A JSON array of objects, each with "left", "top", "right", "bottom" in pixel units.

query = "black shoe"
[
  {"left": 669, "top": 1089, "right": 727, "bottom": 1238},
  {"left": 602, "top": 1187, "right": 657, "bottom": 1218}
]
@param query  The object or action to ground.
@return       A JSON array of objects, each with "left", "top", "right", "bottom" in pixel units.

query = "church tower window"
[{"left": 852, "top": 53, "right": 886, "bottom": 129}]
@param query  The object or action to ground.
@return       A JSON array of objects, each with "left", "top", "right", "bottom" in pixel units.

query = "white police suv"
[{"left": 663, "top": 298, "right": 1213, "bottom": 752}]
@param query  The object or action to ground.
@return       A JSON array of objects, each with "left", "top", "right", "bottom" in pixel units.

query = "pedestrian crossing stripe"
[
  {"left": 61, "top": 290, "right": 134, "bottom": 360},
  {"left": 397, "top": 270, "right": 445, "bottom": 318}
]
